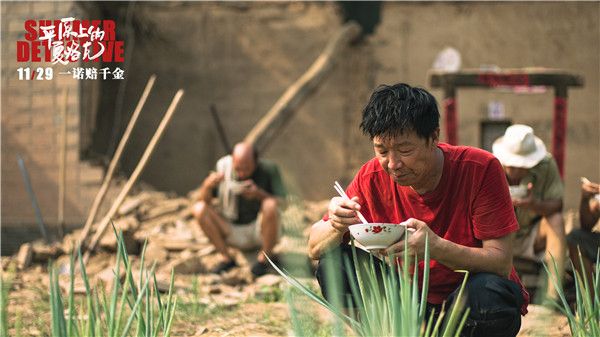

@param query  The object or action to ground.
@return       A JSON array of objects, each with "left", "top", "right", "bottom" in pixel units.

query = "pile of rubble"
[{"left": 7, "top": 188, "right": 328, "bottom": 300}]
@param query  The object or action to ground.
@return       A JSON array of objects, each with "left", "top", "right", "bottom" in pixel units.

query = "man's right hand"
[
  {"left": 327, "top": 196, "right": 362, "bottom": 232},
  {"left": 581, "top": 178, "right": 600, "bottom": 199},
  {"left": 203, "top": 171, "right": 224, "bottom": 189}
]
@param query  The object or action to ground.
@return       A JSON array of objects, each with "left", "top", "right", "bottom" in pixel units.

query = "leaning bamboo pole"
[
  {"left": 78, "top": 75, "right": 156, "bottom": 247},
  {"left": 82, "top": 89, "right": 184, "bottom": 264},
  {"left": 244, "top": 22, "right": 361, "bottom": 152}
]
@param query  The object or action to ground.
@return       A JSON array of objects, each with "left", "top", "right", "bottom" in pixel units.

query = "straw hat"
[{"left": 492, "top": 124, "right": 547, "bottom": 169}]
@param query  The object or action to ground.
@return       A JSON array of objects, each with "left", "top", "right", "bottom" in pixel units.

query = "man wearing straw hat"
[
  {"left": 308, "top": 83, "right": 528, "bottom": 337},
  {"left": 192, "top": 142, "right": 286, "bottom": 277},
  {"left": 492, "top": 124, "right": 566, "bottom": 302}
]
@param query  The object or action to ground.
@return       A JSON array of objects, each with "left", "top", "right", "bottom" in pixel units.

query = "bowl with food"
[
  {"left": 508, "top": 185, "right": 528, "bottom": 199},
  {"left": 228, "top": 180, "right": 248, "bottom": 194},
  {"left": 348, "top": 223, "right": 407, "bottom": 250}
]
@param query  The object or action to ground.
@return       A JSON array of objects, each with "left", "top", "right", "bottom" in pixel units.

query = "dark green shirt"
[{"left": 214, "top": 159, "right": 286, "bottom": 224}]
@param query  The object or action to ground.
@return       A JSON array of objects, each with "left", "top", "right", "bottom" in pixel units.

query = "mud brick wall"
[
  {"left": 1, "top": 2, "right": 598, "bottom": 256},
  {"left": 89, "top": 2, "right": 598, "bottom": 210},
  {"left": 1, "top": 1, "right": 104, "bottom": 253}
]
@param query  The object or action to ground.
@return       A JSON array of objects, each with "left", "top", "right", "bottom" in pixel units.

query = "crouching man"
[
  {"left": 308, "top": 83, "right": 528, "bottom": 337},
  {"left": 193, "top": 142, "right": 286, "bottom": 277}
]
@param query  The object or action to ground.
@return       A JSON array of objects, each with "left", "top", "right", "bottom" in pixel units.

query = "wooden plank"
[
  {"left": 82, "top": 89, "right": 184, "bottom": 264},
  {"left": 78, "top": 75, "right": 156, "bottom": 247},
  {"left": 244, "top": 22, "right": 362, "bottom": 152}
]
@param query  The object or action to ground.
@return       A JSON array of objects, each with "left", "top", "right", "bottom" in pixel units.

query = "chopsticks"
[
  {"left": 333, "top": 180, "right": 415, "bottom": 232},
  {"left": 334, "top": 180, "right": 369, "bottom": 224}
]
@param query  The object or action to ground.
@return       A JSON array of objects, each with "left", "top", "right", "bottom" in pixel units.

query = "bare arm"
[
  {"left": 529, "top": 198, "right": 563, "bottom": 217},
  {"left": 384, "top": 218, "right": 514, "bottom": 277},
  {"left": 308, "top": 196, "right": 361, "bottom": 260},
  {"left": 196, "top": 171, "right": 223, "bottom": 203},
  {"left": 432, "top": 233, "right": 514, "bottom": 277},
  {"left": 307, "top": 219, "right": 347, "bottom": 260},
  {"left": 580, "top": 180, "right": 600, "bottom": 231}
]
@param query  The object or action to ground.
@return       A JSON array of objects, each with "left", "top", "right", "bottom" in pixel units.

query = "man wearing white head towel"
[
  {"left": 493, "top": 124, "right": 566, "bottom": 302},
  {"left": 192, "top": 142, "right": 286, "bottom": 277}
]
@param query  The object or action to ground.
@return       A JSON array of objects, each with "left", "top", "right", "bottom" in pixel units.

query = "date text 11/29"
[{"left": 17, "top": 67, "right": 53, "bottom": 80}]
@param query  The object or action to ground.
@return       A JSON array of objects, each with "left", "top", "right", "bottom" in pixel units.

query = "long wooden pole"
[
  {"left": 58, "top": 88, "right": 68, "bottom": 239},
  {"left": 209, "top": 104, "right": 232, "bottom": 154},
  {"left": 244, "top": 22, "right": 361, "bottom": 152},
  {"left": 82, "top": 89, "right": 184, "bottom": 264},
  {"left": 78, "top": 75, "right": 156, "bottom": 246}
]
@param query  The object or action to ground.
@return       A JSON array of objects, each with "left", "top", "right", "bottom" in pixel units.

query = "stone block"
[{"left": 16, "top": 242, "right": 33, "bottom": 269}]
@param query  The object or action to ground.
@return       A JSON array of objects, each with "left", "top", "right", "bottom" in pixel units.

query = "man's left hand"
[
  {"left": 240, "top": 180, "right": 266, "bottom": 200},
  {"left": 381, "top": 218, "right": 440, "bottom": 260},
  {"left": 512, "top": 183, "right": 537, "bottom": 210}
]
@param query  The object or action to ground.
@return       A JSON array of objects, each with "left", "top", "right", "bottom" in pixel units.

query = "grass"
[
  {"left": 48, "top": 229, "right": 178, "bottom": 337},
  {"left": 268, "top": 233, "right": 470, "bottom": 337},
  {"left": 1, "top": 262, "right": 16, "bottom": 337},
  {"left": 543, "top": 249, "right": 600, "bottom": 337}
]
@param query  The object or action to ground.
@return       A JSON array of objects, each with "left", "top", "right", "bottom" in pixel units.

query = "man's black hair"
[{"left": 359, "top": 83, "right": 440, "bottom": 140}]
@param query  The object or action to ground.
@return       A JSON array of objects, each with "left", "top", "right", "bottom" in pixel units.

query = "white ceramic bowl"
[
  {"left": 228, "top": 180, "right": 247, "bottom": 194},
  {"left": 348, "top": 223, "right": 406, "bottom": 250},
  {"left": 508, "top": 185, "right": 528, "bottom": 199}
]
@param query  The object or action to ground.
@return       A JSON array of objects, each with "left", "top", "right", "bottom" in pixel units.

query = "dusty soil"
[
  {"left": 2, "top": 261, "right": 572, "bottom": 337},
  {"left": 0, "top": 194, "right": 573, "bottom": 337}
]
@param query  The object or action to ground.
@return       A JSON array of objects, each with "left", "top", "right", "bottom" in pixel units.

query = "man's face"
[
  {"left": 233, "top": 156, "right": 256, "bottom": 180},
  {"left": 503, "top": 166, "right": 529, "bottom": 184},
  {"left": 373, "top": 130, "right": 438, "bottom": 186}
]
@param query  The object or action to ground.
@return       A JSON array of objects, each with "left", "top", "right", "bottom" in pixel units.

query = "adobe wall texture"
[
  {"left": 2, "top": 2, "right": 598, "bottom": 251},
  {"left": 1, "top": 1, "right": 106, "bottom": 253},
  {"left": 372, "top": 2, "right": 599, "bottom": 210},
  {"left": 95, "top": 2, "right": 597, "bottom": 207}
]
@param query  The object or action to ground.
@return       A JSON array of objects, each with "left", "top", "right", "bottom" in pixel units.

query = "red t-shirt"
[{"left": 327, "top": 143, "right": 529, "bottom": 315}]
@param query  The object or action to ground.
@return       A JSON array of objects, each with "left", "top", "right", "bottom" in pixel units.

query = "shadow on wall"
[{"left": 338, "top": 1, "right": 382, "bottom": 35}]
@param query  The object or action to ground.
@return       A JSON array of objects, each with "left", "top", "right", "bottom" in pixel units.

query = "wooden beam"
[
  {"left": 82, "top": 89, "right": 184, "bottom": 264},
  {"left": 429, "top": 69, "right": 584, "bottom": 89},
  {"left": 210, "top": 104, "right": 232, "bottom": 154},
  {"left": 78, "top": 75, "right": 156, "bottom": 248},
  {"left": 244, "top": 22, "right": 362, "bottom": 152}
]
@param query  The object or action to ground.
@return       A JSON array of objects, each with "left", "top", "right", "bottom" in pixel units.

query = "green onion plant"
[
  {"left": 543, "top": 249, "right": 599, "bottom": 337},
  {"left": 49, "top": 229, "right": 177, "bottom": 337},
  {"left": 267, "top": 233, "right": 470, "bottom": 337}
]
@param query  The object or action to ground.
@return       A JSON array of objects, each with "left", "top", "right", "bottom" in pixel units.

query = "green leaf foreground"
[
  {"left": 48, "top": 226, "right": 178, "bottom": 337},
  {"left": 266, "top": 232, "right": 470, "bottom": 336},
  {"left": 543, "top": 248, "right": 600, "bottom": 337}
]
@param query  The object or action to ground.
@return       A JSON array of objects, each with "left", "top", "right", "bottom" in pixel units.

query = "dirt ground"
[
  {"left": 2, "top": 259, "right": 572, "bottom": 337},
  {"left": 0, "top": 195, "right": 574, "bottom": 337}
]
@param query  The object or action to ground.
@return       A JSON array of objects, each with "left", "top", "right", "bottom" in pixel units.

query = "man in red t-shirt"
[{"left": 308, "top": 83, "right": 529, "bottom": 337}]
